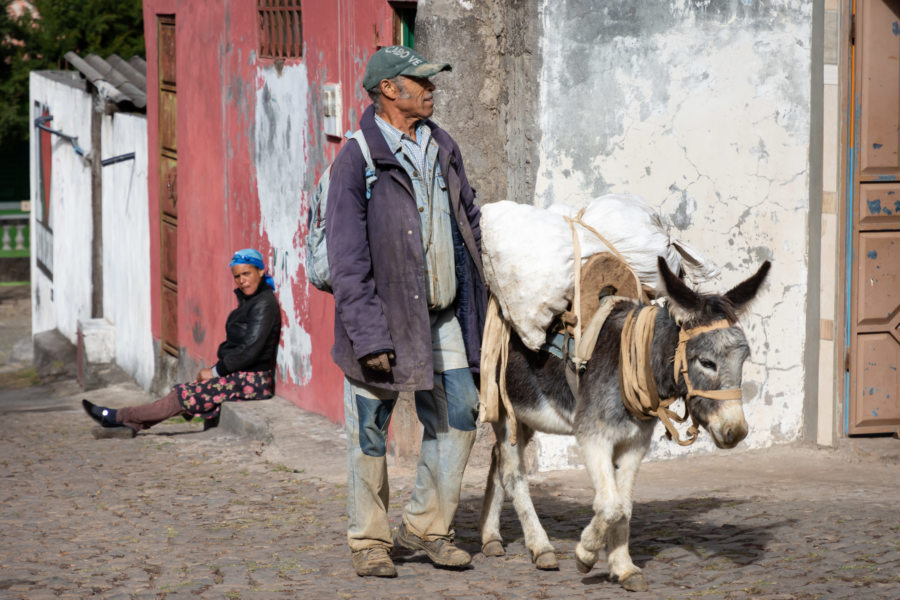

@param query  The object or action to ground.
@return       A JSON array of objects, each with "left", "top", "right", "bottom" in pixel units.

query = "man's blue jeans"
[{"left": 344, "top": 310, "right": 478, "bottom": 551}]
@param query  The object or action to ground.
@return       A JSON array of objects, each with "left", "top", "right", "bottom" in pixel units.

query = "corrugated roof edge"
[{"left": 64, "top": 51, "right": 147, "bottom": 110}]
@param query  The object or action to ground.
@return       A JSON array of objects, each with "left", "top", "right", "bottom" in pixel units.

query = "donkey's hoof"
[
  {"left": 619, "top": 572, "right": 648, "bottom": 592},
  {"left": 533, "top": 551, "right": 559, "bottom": 570},
  {"left": 481, "top": 540, "right": 505, "bottom": 557},
  {"left": 574, "top": 555, "right": 593, "bottom": 574}
]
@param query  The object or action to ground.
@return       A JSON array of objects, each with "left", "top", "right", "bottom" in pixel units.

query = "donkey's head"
[{"left": 658, "top": 257, "right": 771, "bottom": 449}]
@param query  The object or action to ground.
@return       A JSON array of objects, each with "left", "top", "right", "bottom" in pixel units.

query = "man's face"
[{"left": 393, "top": 75, "right": 436, "bottom": 120}]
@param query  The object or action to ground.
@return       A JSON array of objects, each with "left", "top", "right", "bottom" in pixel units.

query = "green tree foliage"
[{"left": 0, "top": 0, "right": 144, "bottom": 146}]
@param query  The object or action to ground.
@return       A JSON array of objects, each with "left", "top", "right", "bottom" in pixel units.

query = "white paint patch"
[
  {"left": 254, "top": 64, "right": 314, "bottom": 386},
  {"left": 533, "top": 3, "right": 812, "bottom": 469},
  {"left": 101, "top": 112, "right": 154, "bottom": 388}
]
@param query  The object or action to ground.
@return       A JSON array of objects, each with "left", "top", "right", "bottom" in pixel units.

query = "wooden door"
[
  {"left": 391, "top": 1, "right": 416, "bottom": 47},
  {"left": 158, "top": 15, "right": 179, "bottom": 357},
  {"left": 848, "top": 0, "right": 900, "bottom": 434}
]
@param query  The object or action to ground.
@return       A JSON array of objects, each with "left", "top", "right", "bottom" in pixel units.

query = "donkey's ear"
[
  {"left": 658, "top": 256, "right": 701, "bottom": 312},
  {"left": 724, "top": 260, "right": 771, "bottom": 312}
]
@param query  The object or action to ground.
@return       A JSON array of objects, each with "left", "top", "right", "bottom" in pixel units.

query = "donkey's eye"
[{"left": 699, "top": 358, "right": 717, "bottom": 371}]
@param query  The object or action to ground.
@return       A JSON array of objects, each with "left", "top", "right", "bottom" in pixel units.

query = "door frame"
[{"left": 838, "top": 0, "right": 900, "bottom": 436}]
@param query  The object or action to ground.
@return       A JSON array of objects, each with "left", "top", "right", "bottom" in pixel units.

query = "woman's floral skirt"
[{"left": 175, "top": 370, "right": 274, "bottom": 420}]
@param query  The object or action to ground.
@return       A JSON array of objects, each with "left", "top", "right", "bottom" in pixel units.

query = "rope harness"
[
  {"left": 479, "top": 296, "right": 519, "bottom": 443},
  {"left": 618, "top": 307, "right": 742, "bottom": 446},
  {"left": 563, "top": 209, "right": 646, "bottom": 366},
  {"left": 563, "top": 208, "right": 743, "bottom": 445}
]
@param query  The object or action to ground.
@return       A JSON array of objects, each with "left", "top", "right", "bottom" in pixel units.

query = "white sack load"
[{"left": 481, "top": 194, "right": 720, "bottom": 351}]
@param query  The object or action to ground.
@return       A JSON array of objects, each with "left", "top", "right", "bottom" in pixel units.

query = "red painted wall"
[{"left": 144, "top": 0, "right": 399, "bottom": 423}]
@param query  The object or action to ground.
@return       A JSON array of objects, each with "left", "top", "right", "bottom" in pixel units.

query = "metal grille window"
[{"left": 258, "top": 0, "right": 303, "bottom": 59}]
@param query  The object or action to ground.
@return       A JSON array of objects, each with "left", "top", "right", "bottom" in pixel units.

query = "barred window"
[{"left": 258, "top": 0, "right": 302, "bottom": 59}]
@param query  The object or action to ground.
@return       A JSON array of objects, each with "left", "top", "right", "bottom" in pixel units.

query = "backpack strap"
[{"left": 345, "top": 129, "right": 378, "bottom": 200}]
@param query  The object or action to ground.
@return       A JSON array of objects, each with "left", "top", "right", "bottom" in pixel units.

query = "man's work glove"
[{"left": 362, "top": 351, "right": 394, "bottom": 373}]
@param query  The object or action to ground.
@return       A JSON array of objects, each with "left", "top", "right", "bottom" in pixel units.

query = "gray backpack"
[{"left": 305, "top": 130, "right": 377, "bottom": 292}]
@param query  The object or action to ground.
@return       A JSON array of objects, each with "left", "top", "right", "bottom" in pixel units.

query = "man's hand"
[
  {"left": 196, "top": 368, "right": 214, "bottom": 382},
  {"left": 362, "top": 352, "right": 394, "bottom": 373}
]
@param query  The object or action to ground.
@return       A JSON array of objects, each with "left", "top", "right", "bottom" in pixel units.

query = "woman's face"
[{"left": 232, "top": 264, "right": 265, "bottom": 295}]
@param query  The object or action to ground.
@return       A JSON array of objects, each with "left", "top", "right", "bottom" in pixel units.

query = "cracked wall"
[{"left": 533, "top": 0, "right": 813, "bottom": 466}]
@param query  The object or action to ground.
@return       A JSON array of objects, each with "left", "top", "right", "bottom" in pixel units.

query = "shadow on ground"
[{"left": 444, "top": 490, "right": 783, "bottom": 573}]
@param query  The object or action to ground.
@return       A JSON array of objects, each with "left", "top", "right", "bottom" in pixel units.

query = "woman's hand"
[{"left": 196, "top": 368, "right": 215, "bottom": 382}]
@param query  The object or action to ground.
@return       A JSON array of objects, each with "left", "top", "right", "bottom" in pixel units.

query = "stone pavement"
[
  {"left": 1, "top": 283, "right": 899, "bottom": 599},
  {"left": 1, "top": 372, "right": 899, "bottom": 600}
]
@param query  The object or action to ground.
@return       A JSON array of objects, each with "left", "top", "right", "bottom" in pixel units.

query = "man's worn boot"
[
  {"left": 351, "top": 547, "right": 397, "bottom": 578},
  {"left": 394, "top": 522, "right": 471, "bottom": 567}
]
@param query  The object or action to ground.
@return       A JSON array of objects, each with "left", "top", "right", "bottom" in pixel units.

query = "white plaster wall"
[
  {"left": 253, "top": 64, "right": 313, "bottom": 385},
  {"left": 101, "top": 112, "right": 154, "bottom": 388},
  {"left": 28, "top": 73, "right": 94, "bottom": 343},
  {"left": 533, "top": 1, "right": 812, "bottom": 467}
]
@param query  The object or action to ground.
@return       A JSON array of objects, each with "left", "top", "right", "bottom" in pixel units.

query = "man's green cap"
[{"left": 362, "top": 45, "right": 451, "bottom": 91}]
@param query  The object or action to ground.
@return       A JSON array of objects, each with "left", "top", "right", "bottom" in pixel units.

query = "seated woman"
[{"left": 83, "top": 248, "right": 282, "bottom": 434}]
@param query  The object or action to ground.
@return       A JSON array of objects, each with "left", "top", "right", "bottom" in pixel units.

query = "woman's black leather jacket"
[{"left": 214, "top": 284, "right": 281, "bottom": 376}]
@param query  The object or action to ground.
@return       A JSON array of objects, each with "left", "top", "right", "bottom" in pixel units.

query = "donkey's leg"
[
  {"left": 573, "top": 434, "right": 619, "bottom": 574},
  {"left": 605, "top": 440, "right": 650, "bottom": 592},
  {"left": 479, "top": 421, "right": 507, "bottom": 557},
  {"left": 498, "top": 423, "right": 558, "bottom": 569}
]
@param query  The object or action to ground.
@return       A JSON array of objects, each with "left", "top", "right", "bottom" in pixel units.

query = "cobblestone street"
[{"left": 1, "top": 376, "right": 899, "bottom": 600}]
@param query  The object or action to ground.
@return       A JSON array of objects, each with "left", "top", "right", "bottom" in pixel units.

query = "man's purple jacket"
[{"left": 325, "top": 105, "right": 487, "bottom": 392}]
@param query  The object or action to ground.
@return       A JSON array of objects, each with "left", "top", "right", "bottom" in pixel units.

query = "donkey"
[{"left": 479, "top": 257, "right": 770, "bottom": 592}]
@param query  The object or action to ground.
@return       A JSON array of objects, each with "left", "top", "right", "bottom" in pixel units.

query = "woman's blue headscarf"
[{"left": 230, "top": 248, "right": 276, "bottom": 291}]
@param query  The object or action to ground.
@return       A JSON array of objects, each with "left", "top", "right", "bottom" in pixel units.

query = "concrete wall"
[
  {"left": 101, "top": 113, "right": 154, "bottom": 388},
  {"left": 420, "top": 0, "right": 817, "bottom": 468},
  {"left": 416, "top": 0, "right": 542, "bottom": 207},
  {"left": 29, "top": 72, "right": 94, "bottom": 342}
]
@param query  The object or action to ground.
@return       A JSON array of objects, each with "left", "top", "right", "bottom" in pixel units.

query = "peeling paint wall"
[
  {"left": 28, "top": 73, "right": 94, "bottom": 343},
  {"left": 254, "top": 65, "right": 314, "bottom": 387},
  {"left": 533, "top": 0, "right": 813, "bottom": 467},
  {"left": 101, "top": 113, "right": 154, "bottom": 389},
  {"left": 142, "top": 0, "right": 395, "bottom": 422}
]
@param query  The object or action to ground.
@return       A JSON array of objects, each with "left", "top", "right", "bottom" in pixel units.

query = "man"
[{"left": 325, "top": 46, "right": 487, "bottom": 578}]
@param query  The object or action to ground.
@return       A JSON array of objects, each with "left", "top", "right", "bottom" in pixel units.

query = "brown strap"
[
  {"left": 479, "top": 296, "right": 503, "bottom": 424},
  {"left": 565, "top": 212, "right": 585, "bottom": 359},
  {"left": 575, "top": 295, "right": 636, "bottom": 367},
  {"left": 656, "top": 403, "right": 699, "bottom": 446},
  {"left": 498, "top": 317, "right": 518, "bottom": 445},
  {"left": 619, "top": 309, "right": 653, "bottom": 420},
  {"left": 619, "top": 306, "right": 699, "bottom": 444},
  {"left": 693, "top": 388, "right": 743, "bottom": 400},
  {"left": 672, "top": 318, "right": 742, "bottom": 402},
  {"left": 617, "top": 305, "right": 740, "bottom": 445},
  {"left": 478, "top": 296, "right": 518, "bottom": 445},
  {"left": 565, "top": 212, "right": 646, "bottom": 304},
  {"left": 673, "top": 319, "right": 732, "bottom": 380}
]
